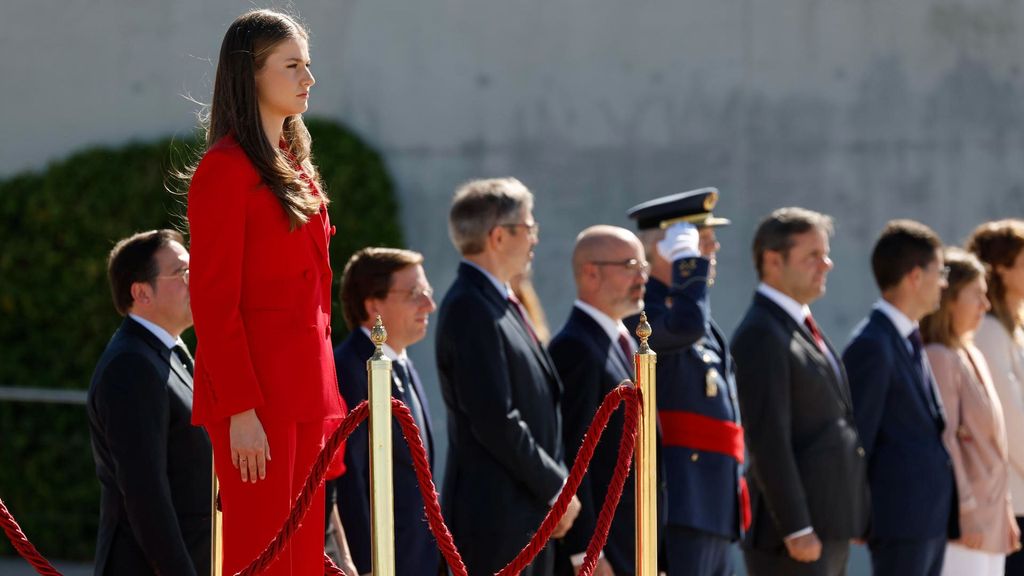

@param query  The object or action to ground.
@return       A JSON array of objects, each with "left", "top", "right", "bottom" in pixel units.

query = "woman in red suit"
[{"left": 186, "top": 9, "right": 354, "bottom": 575}]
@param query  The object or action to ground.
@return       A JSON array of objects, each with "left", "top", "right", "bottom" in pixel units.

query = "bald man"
[{"left": 550, "top": 225, "right": 653, "bottom": 575}]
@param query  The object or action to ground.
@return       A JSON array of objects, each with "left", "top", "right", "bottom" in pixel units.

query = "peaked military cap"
[{"left": 626, "top": 187, "right": 731, "bottom": 230}]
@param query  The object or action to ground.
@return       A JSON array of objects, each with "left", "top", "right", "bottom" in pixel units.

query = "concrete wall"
[{"left": 5, "top": 1, "right": 1024, "bottom": 569}]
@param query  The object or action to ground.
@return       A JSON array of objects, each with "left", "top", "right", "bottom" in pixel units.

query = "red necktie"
[
  {"left": 803, "top": 314, "right": 828, "bottom": 354},
  {"left": 617, "top": 329, "right": 634, "bottom": 366},
  {"left": 508, "top": 293, "right": 539, "bottom": 344}
]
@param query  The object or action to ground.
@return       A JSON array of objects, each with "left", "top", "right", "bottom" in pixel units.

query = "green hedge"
[{"left": 0, "top": 118, "right": 402, "bottom": 560}]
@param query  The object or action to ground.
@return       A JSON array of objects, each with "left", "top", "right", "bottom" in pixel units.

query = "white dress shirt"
[{"left": 128, "top": 313, "right": 184, "bottom": 351}]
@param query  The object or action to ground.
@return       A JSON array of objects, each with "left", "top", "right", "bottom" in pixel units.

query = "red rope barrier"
[
  {"left": 577, "top": 385, "right": 641, "bottom": 576},
  {"left": 497, "top": 384, "right": 641, "bottom": 576},
  {"left": 0, "top": 498, "right": 62, "bottom": 576},
  {"left": 234, "top": 401, "right": 369, "bottom": 575},
  {"left": 1, "top": 383, "right": 643, "bottom": 576},
  {"left": 391, "top": 398, "right": 470, "bottom": 575}
]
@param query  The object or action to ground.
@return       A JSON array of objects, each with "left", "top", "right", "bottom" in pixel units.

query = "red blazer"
[{"left": 187, "top": 135, "right": 345, "bottom": 426}]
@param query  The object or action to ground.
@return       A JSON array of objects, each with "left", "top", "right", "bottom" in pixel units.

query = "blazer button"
[
  {"left": 329, "top": 225, "right": 337, "bottom": 237},
  {"left": 857, "top": 447, "right": 865, "bottom": 457},
  {"left": 304, "top": 269, "right": 312, "bottom": 280},
  {"left": 690, "top": 453, "right": 699, "bottom": 462}
]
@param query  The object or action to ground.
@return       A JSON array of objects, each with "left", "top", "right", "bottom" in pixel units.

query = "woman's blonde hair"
[{"left": 921, "top": 247, "right": 986, "bottom": 348}]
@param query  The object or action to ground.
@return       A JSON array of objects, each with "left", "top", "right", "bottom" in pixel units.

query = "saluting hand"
[{"left": 230, "top": 408, "right": 271, "bottom": 483}]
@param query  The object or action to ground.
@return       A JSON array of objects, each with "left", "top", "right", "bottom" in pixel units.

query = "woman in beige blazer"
[
  {"left": 969, "top": 219, "right": 1024, "bottom": 575},
  {"left": 923, "top": 248, "right": 1020, "bottom": 575}
]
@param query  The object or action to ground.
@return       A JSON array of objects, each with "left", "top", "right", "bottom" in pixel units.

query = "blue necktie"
[
  {"left": 393, "top": 359, "right": 429, "bottom": 460},
  {"left": 907, "top": 329, "right": 939, "bottom": 415}
]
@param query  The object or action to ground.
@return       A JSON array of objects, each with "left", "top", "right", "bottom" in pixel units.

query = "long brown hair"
[
  {"left": 920, "top": 247, "right": 986, "bottom": 348},
  {"left": 200, "top": 9, "right": 325, "bottom": 229},
  {"left": 966, "top": 219, "right": 1024, "bottom": 337}
]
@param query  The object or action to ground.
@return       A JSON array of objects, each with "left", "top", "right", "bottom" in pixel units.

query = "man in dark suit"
[
  {"left": 86, "top": 229, "right": 212, "bottom": 576},
  {"left": 625, "top": 188, "right": 746, "bottom": 576},
  {"left": 731, "top": 208, "right": 870, "bottom": 575},
  {"left": 550, "top": 225, "right": 649, "bottom": 575},
  {"left": 330, "top": 247, "right": 439, "bottom": 575},
  {"left": 842, "top": 220, "right": 956, "bottom": 576},
  {"left": 436, "top": 177, "right": 581, "bottom": 575}
]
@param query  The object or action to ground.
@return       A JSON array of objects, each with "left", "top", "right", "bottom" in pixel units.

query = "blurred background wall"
[{"left": 3, "top": 0, "right": 1024, "bottom": 570}]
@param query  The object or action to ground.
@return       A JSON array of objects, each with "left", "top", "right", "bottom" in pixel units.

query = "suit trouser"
[
  {"left": 209, "top": 417, "right": 328, "bottom": 576},
  {"left": 868, "top": 536, "right": 947, "bottom": 576},
  {"left": 743, "top": 539, "right": 849, "bottom": 576},
  {"left": 666, "top": 526, "right": 733, "bottom": 576}
]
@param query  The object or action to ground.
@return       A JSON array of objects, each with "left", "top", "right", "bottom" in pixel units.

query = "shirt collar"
[
  {"left": 359, "top": 326, "right": 408, "bottom": 363},
  {"left": 128, "top": 313, "right": 183, "bottom": 350},
  {"left": 757, "top": 283, "right": 811, "bottom": 325},
  {"left": 574, "top": 300, "right": 627, "bottom": 343},
  {"left": 462, "top": 259, "right": 510, "bottom": 300},
  {"left": 874, "top": 299, "right": 918, "bottom": 338}
]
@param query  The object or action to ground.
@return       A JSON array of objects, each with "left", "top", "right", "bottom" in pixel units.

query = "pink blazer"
[
  {"left": 927, "top": 342, "right": 1016, "bottom": 554},
  {"left": 975, "top": 315, "right": 1024, "bottom": 516}
]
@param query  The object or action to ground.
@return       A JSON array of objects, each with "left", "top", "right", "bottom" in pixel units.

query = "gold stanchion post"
[
  {"left": 634, "top": 311, "right": 657, "bottom": 576},
  {"left": 368, "top": 315, "right": 396, "bottom": 576},
  {"left": 211, "top": 459, "right": 221, "bottom": 576}
]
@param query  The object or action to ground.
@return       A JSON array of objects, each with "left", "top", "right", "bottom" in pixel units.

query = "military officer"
[{"left": 625, "top": 188, "right": 747, "bottom": 576}]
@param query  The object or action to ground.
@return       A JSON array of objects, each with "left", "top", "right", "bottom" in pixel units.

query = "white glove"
[{"left": 657, "top": 222, "right": 700, "bottom": 261}]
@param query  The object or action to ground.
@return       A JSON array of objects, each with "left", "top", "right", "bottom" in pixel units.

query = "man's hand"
[
  {"left": 1011, "top": 512, "right": 1022, "bottom": 552},
  {"left": 552, "top": 494, "right": 582, "bottom": 538},
  {"left": 656, "top": 222, "right": 700, "bottom": 262},
  {"left": 784, "top": 531, "right": 822, "bottom": 563},
  {"left": 573, "top": 556, "right": 615, "bottom": 576},
  {"left": 230, "top": 408, "right": 270, "bottom": 483}
]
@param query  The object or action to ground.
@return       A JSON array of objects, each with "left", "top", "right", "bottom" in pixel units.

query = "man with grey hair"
[
  {"left": 435, "top": 177, "right": 581, "bottom": 576},
  {"left": 731, "top": 207, "right": 869, "bottom": 575}
]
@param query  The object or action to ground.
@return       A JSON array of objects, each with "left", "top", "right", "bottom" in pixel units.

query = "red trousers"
[{"left": 209, "top": 418, "right": 328, "bottom": 575}]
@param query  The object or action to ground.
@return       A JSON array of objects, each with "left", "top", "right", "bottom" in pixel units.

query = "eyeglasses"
[
  {"left": 498, "top": 221, "right": 540, "bottom": 237},
  {"left": 156, "top": 268, "right": 189, "bottom": 285},
  {"left": 388, "top": 285, "right": 434, "bottom": 302},
  {"left": 591, "top": 259, "right": 651, "bottom": 275},
  {"left": 926, "top": 265, "right": 951, "bottom": 282}
]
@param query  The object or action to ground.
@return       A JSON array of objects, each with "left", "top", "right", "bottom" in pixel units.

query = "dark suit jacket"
[
  {"left": 436, "top": 263, "right": 567, "bottom": 575},
  {"left": 86, "top": 317, "right": 212, "bottom": 576},
  {"left": 731, "top": 293, "right": 869, "bottom": 549},
  {"left": 631, "top": 257, "right": 744, "bottom": 540},
  {"left": 843, "top": 309, "right": 957, "bottom": 541},
  {"left": 550, "top": 306, "right": 637, "bottom": 574},
  {"left": 331, "top": 329, "right": 438, "bottom": 575}
]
